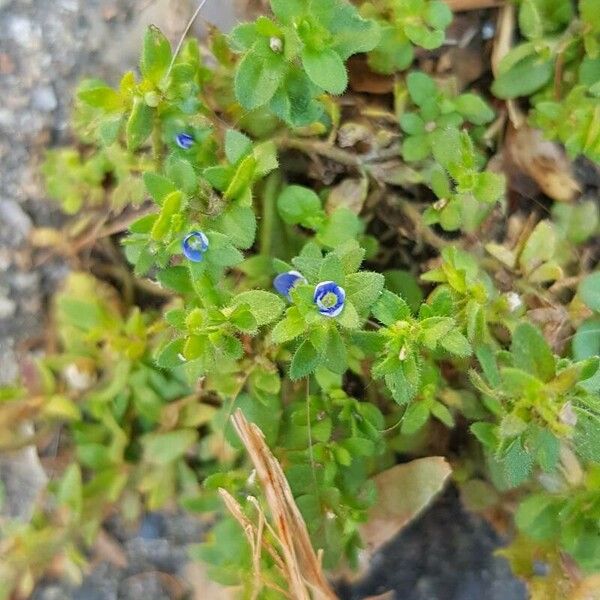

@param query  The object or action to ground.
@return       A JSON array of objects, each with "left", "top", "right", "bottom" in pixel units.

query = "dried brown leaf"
[
  {"left": 360, "top": 457, "right": 452, "bottom": 554},
  {"left": 326, "top": 178, "right": 368, "bottom": 215},
  {"left": 505, "top": 126, "right": 580, "bottom": 202}
]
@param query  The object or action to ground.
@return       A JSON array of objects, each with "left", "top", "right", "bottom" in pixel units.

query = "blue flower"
[
  {"left": 313, "top": 281, "right": 346, "bottom": 317},
  {"left": 175, "top": 133, "right": 194, "bottom": 150},
  {"left": 273, "top": 270, "right": 307, "bottom": 299},
  {"left": 182, "top": 231, "right": 209, "bottom": 262}
]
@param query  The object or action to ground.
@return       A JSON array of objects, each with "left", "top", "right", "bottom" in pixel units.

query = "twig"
[
  {"left": 274, "top": 136, "right": 363, "bottom": 169},
  {"left": 398, "top": 199, "right": 448, "bottom": 250}
]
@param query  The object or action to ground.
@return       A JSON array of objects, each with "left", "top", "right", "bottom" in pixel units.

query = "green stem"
[{"left": 259, "top": 171, "right": 281, "bottom": 258}]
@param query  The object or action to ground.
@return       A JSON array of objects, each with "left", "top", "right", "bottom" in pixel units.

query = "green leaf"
[
  {"left": 318, "top": 208, "right": 362, "bottom": 247},
  {"left": 155, "top": 338, "right": 185, "bottom": 369},
  {"left": 224, "top": 154, "right": 256, "bottom": 201},
  {"left": 234, "top": 49, "right": 284, "bottom": 109},
  {"left": 430, "top": 401, "right": 454, "bottom": 428},
  {"left": 318, "top": 252, "right": 345, "bottom": 283},
  {"left": 474, "top": 172, "right": 505, "bottom": 204},
  {"left": 270, "top": 308, "right": 306, "bottom": 344},
  {"left": 440, "top": 329, "right": 472, "bottom": 357},
  {"left": 492, "top": 56, "right": 553, "bottom": 99},
  {"left": 519, "top": 220, "right": 556, "bottom": 275},
  {"left": 430, "top": 127, "right": 461, "bottom": 168},
  {"left": 229, "top": 290, "right": 284, "bottom": 326},
  {"left": 226, "top": 393, "right": 281, "bottom": 447},
  {"left": 527, "top": 427, "right": 559, "bottom": 472},
  {"left": 579, "top": 272, "right": 600, "bottom": 312},
  {"left": 290, "top": 339, "right": 320, "bottom": 380},
  {"left": 323, "top": 326, "right": 348, "bottom": 374},
  {"left": 141, "top": 429, "right": 198, "bottom": 465},
  {"left": 57, "top": 464, "right": 82, "bottom": 516},
  {"left": 225, "top": 129, "right": 253, "bottom": 164},
  {"left": 384, "top": 270, "right": 423, "bottom": 313},
  {"left": 372, "top": 290, "right": 411, "bottom": 326},
  {"left": 402, "top": 401, "right": 430, "bottom": 434},
  {"left": 270, "top": 0, "right": 303, "bottom": 22},
  {"left": 344, "top": 271, "right": 385, "bottom": 315},
  {"left": 301, "top": 48, "right": 347, "bottom": 95},
  {"left": 78, "top": 85, "right": 121, "bottom": 111},
  {"left": 253, "top": 140, "right": 278, "bottom": 176},
  {"left": 336, "top": 300, "right": 360, "bottom": 329},
  {"left": 166, "top": 156, "right": 197, "bottom": 195},
  {"left": 515, "top": 494, "right": 560, "bottom": 540},
  {"left": 470, "top": 422, "right": 497, "bottom": 449},
  {"left": 157, "top": 266, "right": 193, "bottom": 294},
  {"left": 143, "top": 172, "right": 176, "bottom": 205},
  {"left": 212, "top": 205, "right": 257, "bottom": 249},
  {"left": 454, "top": 93, "right": 495, "bottom": 125},
  {"left": 573, "top": 318, "right": 600, "bottom": 361},
  {"left": 501, "top": 438, "right": 534, "bottom": 488},
  {"left": 425, "top": 1, "right": 453, "bottom": 29},
  {"left": 407, "top": 71, "right": 437, "bottom": 106},
  {"left": 511, "top": 323, "right": 555, "bottom": 382},
  {"left": 277, "top": 184, "right": 323, "bottom": 227},
  {"left": 334, "top": 240, "right": 365, "bottom": 275},
  {"left": 402, "top": 134, "right": 430, "bottom": 162},
  {"left": 126, "top": 97, "right": 154, "bottom": 150},
  {"left": 140, "top": 25, "right": 172, "bottom": 84},
  {"left": 229, "top": 306, "right": 258, "bottom": 333}
]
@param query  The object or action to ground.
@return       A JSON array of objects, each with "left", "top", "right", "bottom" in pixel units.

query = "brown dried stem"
[{"left": 229, "top": 409, "right": 337, "bottom": 600}]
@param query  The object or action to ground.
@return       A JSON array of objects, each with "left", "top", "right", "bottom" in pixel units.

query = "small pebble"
[
  {"left": 0, "top": 296, "right": 16, "bottom": 319},
  {"left": 31, "top": 85, "right": 58, "bottom": 112}
]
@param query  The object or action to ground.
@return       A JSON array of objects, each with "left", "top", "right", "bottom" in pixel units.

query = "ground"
[{"left": 0, "top": 1, "right": 527, "bottom": 598}]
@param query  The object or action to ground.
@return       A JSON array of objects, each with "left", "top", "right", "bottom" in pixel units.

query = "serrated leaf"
[
  {"left": 372, "top": 290, "right": 411, "bottom": 326},
  {"left": 212, "top": 205, "right": 256, "bottom": 249},
  {"left": 229, "top": 290, "right": 284, "bottom": 326},
  {"left": 144, "top": 172, "right": 176, "bottom": 205},
  {"left": 344, "top": 271, "right": 384, "bottom": 315},
  {"left": 290, "top": 339, "right": 320, "bottom": 380},
  {"left": 155, "top": 338, "right": 185, "bottom": 369},
  {"left": 440, "top": 329, "right": 472, "bottom": 357},
  {"left": 270, "top": 308, "right": 306, "bottom": 344}
]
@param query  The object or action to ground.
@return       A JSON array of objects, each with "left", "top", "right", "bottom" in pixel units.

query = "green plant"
[
  {"left": 1, "top": 0, "right": 599, "bottom": 598},
  {"left": 493, "top": 0, "right": 600, "bottom": 163}
]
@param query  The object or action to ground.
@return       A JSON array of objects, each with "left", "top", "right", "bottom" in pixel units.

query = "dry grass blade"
[
  {"left": 230, "top": 409, "right": 337, "bottom": 600},
  {"left": 491, "top": 3, "right": 526, "bottom": 128}
]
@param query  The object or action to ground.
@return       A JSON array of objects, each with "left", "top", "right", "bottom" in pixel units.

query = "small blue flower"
[
  {"left": 313, "top": 281, "right": 346, "bottom": 317},
  {"left": 182, "top": 231, "right": 209, "bottom": 262},
  {"left": 273, "top": 270, "right": 307, "bottom": 299},
  {"left": 175, "top": 133, "right": 194, "bottom": 150}
]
